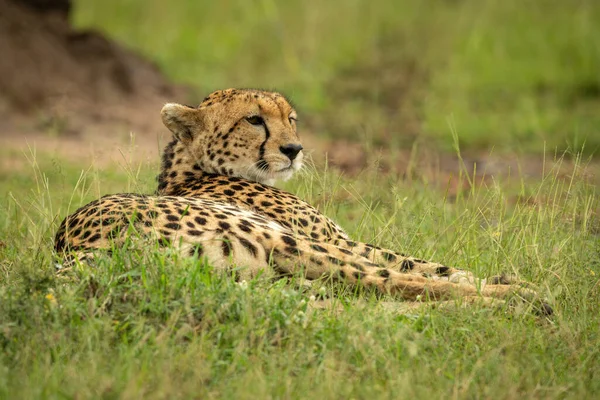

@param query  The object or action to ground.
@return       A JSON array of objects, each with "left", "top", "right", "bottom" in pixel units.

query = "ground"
[{"left": 0, "top": 0, "right": 599, "bottom": 398}]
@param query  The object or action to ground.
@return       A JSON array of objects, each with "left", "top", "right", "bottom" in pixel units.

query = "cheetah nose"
[{"left": 279, "top": 144, "right": 303, "bottom": 161}]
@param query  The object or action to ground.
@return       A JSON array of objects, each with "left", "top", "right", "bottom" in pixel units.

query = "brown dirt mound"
[{"left": 0, "top": 0, "right": 188, "bottom": 137}]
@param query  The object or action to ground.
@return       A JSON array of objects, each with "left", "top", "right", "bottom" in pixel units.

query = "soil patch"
[{"left": 0, "top": 0, "right": 188, "bottom": 140}]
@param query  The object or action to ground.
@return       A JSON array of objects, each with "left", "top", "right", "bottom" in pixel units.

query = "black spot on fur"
[
  {"left": 401, "top": 259, "right": 415, "bottom": 271},
  {"left": 157, "top": 237, "right": 172, "bottom": 247},
  {"left": 350, "top": 262, "right": 365, "bottom": 271},
  {"left": 281, "top": 235, "right": 297, "bottom": 247},
  {"left": 382, "top": 252, "right": 397, "bottom": 262},
  {"left": 309, "top": 256, "right": 324, "bottom": 266},
  {"left": 238, "top": 237, "right": 258, "bottom": 257},
  {"left": 285, "top": 246, "right": 301, "bottom": 255},
  {"left": 353, "top": 270, "right": 366, "bottom": 280},
  {"left": 222, "top": 239, "right": 232, "bottom": 257},
  {"left": 310, "top": 244, "right": 328, "bottom": 253},
  {"left": 435, "top": 266, "right": 451, "bottom": 276},
  {"left": 377, "top": 269, "right": 391, "bottom": 278},
  {"left": 489, "top": 275, "right": 511, "bottom": 285},
  {"left": 298, "top": 218, "right": 309, "bottom": 227},
  {"left": 195, "top": 216, "right": 207, "bottom": 225},
  {"left": 238, "top": 224, "right": 252, "bottom": 233},
  {"left": 189, "top": 244, "right": 204, "bottom": 257},
  {"left": 327, "top": 256, "right": 344, "bottom": 266}
]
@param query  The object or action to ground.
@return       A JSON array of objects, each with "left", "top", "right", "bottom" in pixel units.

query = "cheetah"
[{"left": 54, "top": 89, "right": 552, "bottom": 314}]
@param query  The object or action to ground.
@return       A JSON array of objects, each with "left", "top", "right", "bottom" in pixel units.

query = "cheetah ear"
[{"left": 161, "top": 103, "right": 204, "bottom": 144}]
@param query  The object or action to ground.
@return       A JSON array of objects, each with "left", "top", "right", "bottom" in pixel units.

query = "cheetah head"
[{"left": 161, "top": 88, "right": 303, "bottom": 185}]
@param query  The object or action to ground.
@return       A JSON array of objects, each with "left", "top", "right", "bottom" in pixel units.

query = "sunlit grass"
[
  {"left": 1, "top": 0, "right": 599, "bottom": 396},
  {"left": 0, "top": 145, "right": 598, "bottom": 398}
]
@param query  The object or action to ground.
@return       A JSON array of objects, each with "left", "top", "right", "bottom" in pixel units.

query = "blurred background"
[{"left": 1, "top": 0, "right": 598, "bottom": 182}]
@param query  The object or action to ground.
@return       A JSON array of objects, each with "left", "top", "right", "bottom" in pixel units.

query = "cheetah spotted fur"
[{"left": 54, "top": 89, "right": 551, "bottom": 313}]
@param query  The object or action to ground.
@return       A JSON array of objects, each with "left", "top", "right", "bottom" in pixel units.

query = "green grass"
[
  {"left": 2, "top": 0, "right": 599, "bottom": 397},
  {"left": 71, "top": 0, "right": 600, "bottom": 154},
  {"left": 0, "top": 147, "right": 598, "bottom": 398}
]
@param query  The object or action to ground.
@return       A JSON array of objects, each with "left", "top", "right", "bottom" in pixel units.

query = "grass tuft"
[{"left": 1, "top": 146, "right": 598, "bottom": 397}]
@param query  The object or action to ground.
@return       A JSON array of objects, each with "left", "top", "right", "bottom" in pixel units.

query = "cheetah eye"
[{"left": 246, "top": 115, "right": 264, "bottom": 126}]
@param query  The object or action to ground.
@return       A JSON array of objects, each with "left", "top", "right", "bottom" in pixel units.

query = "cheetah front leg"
[
  {"left": 334, "top": 239, "right": 481, "bottom": 285},
  {"left": 336, "top": 239, "right": 528, "bottom": 290},
  {"left": 263, "top": 234, "right": 551, "bottom": 314}
]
